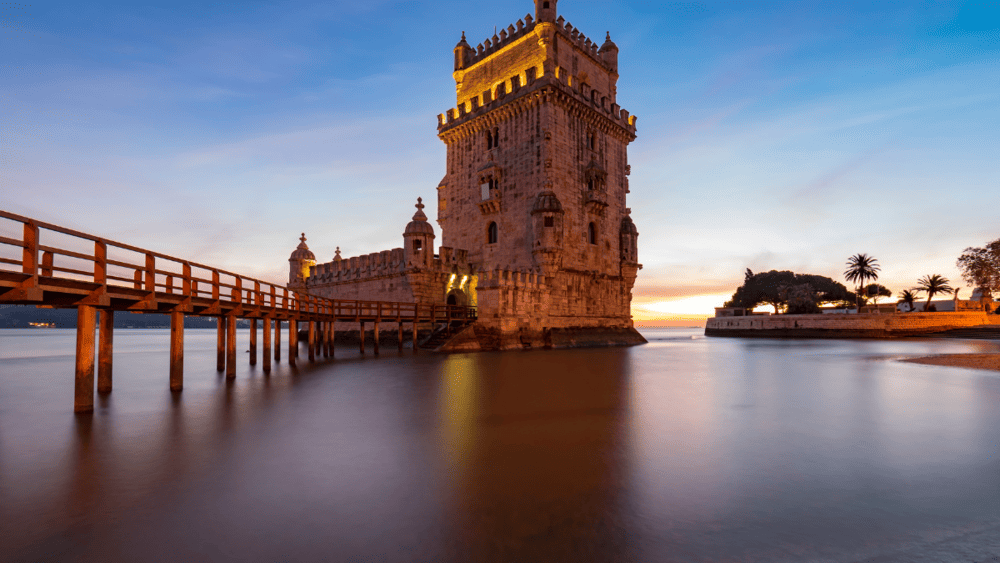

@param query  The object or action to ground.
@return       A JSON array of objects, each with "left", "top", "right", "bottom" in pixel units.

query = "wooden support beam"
[
  {"left": 217, "top": 317, "right": 225, "bottom": 372},
  {"left": 98, "top": 310, "right": 113, "bottom": 393},
  {"left": 74, "top": 305, "right": 96, "bottom": 413},
  {"left": 308, "top": 321, "right": 316, "bottom": 362},
  {"left": 274, "top": 319, "right": 281, "bottom": 362},
  {"left": 373, "top": 322, "right": 380, "bottom": 356},
  {"left": 226, "top": 315, "right": 236, "bottom": 379},
  {"left": 263, "top": 317, "right": 272, "bottom": 374},
  {"left": 249, "top": 319, "right": 257, "bottom": 366},
  {"left": 170, "top": 310, "right": 184, "bottom": 391},
  {"left": 359, "top": 321, "right": 365, "bottom": 355},
  {"left": 398, "top": 322, "right": 404, "bottom": 352},
  {"left": 330, "top": 321, "right": 335, "bottom": 359}
]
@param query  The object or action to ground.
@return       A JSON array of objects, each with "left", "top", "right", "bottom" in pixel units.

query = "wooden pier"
[{"left": 0, "top": 210, "right": 476, "bottom": 412}]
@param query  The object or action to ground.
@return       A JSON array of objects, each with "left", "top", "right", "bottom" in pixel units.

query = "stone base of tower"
[
  {"left": 438, "top": 323, "right": 646, "bottom": 352},
  {"left": 435, "top": 267, "right": 647, "bottom": 352}
]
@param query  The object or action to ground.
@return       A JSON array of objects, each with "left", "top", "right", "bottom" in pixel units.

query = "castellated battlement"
[
  {"left": 438, "top": 73, "right": 637, "bottom": 136},
  {"left": 308, "top": 246, "right": 470, "bottom": 286},
  {"left": 459, "top": 14, "right": 615, "bottom": 76}
]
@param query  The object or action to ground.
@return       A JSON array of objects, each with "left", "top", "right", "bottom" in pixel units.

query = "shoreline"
[{"left": 902, "top": 353, "right": 1000, "bottom": 372}]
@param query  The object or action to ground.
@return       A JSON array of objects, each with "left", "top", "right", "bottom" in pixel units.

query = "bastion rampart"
[{"left": 706, "top": 312, "right": 995, "bottom": 338}]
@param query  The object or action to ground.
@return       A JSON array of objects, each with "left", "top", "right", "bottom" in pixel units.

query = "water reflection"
[{"left": 1, "top": 329, "right": 1000, "bottom": 562}]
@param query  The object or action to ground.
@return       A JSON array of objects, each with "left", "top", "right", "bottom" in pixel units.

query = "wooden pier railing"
[{"left": 0, "top": 210, "right": 476, "bottom": 412}]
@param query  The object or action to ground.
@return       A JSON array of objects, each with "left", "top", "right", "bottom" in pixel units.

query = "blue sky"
[{"left": 2, "top": 1, "right": 998, "bottom": 321}]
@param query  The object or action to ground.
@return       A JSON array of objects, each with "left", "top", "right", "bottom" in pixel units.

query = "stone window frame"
[
  {"left": 487, "top": 221, "right": 499, "bottom": 245},
  {"left": 588, "top": 222, "right": 598, "bottom": 245},
  {"left": 486, "top": 127, "right": 500, "bottom": 150},
  {"left": 544, "top": 216, "right": 555, "bottom": 228}
]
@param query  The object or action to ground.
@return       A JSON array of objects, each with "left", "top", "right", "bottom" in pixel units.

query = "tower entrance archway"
[{"left": 447, "top": 289, "right": 468, "bottom": 307}]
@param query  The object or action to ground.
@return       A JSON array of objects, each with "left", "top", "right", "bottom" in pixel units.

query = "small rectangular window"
[
  {"left": 544, "top": 216, "right": 554, "bottom": 228},
  {"left": 413, "top": 240, "right": 422, "bottom": 251}
]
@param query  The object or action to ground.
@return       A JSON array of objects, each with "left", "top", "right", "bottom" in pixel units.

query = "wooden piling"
[
  {"left": 289, "top": 320, "right": 298, "bottom": 365},
  {"left": 226, "top": 315, "right": 236, "bottom": 379},
  {"left": 373, "top": 322, "right": 380, "bottom": 355},
  {"left": 308, "top": 321, "right": 316, "bottom": 362},
  {"left": 263, "top": 317, "right": 272, "bottom": 374},
  {"left": 274, "top": 319, "right": 281, "bottom": 362},
  {"left": 170, "top": 311, "right": 184, "bottom": 391},
  {"left": 249, "top": 319, "right": 258, "bottom": 366},
  {"left": 216, "top": 317, "right": 225, "bottom": 372},
  {"left": 330, "top": 321, "right": 335, "bottom": 358},
  {"left": 74, "top": 305, "right": 96, "bottom": 413},
  {"left": 359, "top": 321, "right": 365, "bottom": 355},
  {"left": 98, "top": 310, "right": 113, "bottom": 393},
  {"left": 398, "top": 322, "right": 404, "bottom": 352},
  {"left": 326, "top": 321, "right": 333, "bottom": 358}
]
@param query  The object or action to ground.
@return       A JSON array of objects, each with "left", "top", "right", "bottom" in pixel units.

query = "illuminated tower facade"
[{"left": 436, "top": 0, "right": 643, "bottom": 344}]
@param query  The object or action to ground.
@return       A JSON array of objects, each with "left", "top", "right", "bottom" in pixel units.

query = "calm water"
[{"left": 1, "top": 328, "right": 1000, "bottom": 562}]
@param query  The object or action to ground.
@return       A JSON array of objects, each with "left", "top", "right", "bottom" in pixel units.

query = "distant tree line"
[{"left": 725, "top": 236, "right": 1000, "bottom": 315}]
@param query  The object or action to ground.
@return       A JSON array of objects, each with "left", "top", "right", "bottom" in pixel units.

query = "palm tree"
[
  {"left": 844, "top": 254, "right": 881, "bottom": 310},
  {"left": 915, "top": 274, "right": 954, "bottom": 311},
  {"left": 898, "top": 289, "right": 919, "bottom": 312}
]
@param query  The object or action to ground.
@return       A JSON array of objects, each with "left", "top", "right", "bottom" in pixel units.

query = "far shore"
[{"left": 903, "top": 354, "right": 1000, "bottom": 372}]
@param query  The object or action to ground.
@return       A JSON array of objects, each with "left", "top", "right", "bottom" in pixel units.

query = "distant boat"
[{"left": 27, "top": 322, "right": 56, "bottom": 329}]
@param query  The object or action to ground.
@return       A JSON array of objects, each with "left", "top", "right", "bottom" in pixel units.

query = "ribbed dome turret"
[
  {"left": 455, "top": 31, "right": 472, "bottom": 51},
  {"left": 404, "top": 198, "right": 435, "bottom": 236},
  {"left": 600, "top": 32, "right": 618, "bottom": 52},
  {"left": 620, "top": 215, "right": 638, "bottom": 235},
  {"left": 532, "top": 191, "right": 563, "bottom": 213},
  {"left": 289, "top": 233, "right": 316, "bottom": 261}
]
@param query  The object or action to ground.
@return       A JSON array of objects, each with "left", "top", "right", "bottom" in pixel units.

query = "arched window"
[
  {"left": 413, "top": 239, "right": 423, "bottom": 252},
  {"left": 488, "top": 222, "right": 499, "bottom": 244},
  {"left": 493, "top": 128, "right": 500, "bottom": 148},
  {"left": 486, "top": 131, "right": 493, "bottom": 150},
  {"left": 587, "top": 178, "right": 594, "bottom": 191},
  {"left": 588, "top": 222, "right": 597, "bottom": 245},
  {"left": 589, "top": 133, "right": 596, "bottom": 150}
]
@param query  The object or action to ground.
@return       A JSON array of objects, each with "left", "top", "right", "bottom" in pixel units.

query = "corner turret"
[
  {"left": 289, "top": 233, "right": 317, "bottom": 285},
  {"left": 620, "top": 212, "right": 639, "bottom": 265},
  {"left": 403, "top": 198, "right": 435, "bottom": 268},
  {"left": 454, "top": 32, "right": 474, "bottom": 71},
  {"left": 535, "top": 0, "right": 557, "bottom": 23},
  {"left": 600, "top": 32, "right": 619, "bottom": 74}
]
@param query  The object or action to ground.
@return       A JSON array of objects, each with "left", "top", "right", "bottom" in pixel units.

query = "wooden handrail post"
[
  {"left": 133, "top": 269, "right": 142, "bottom": 290},
  {"left": 94, "top": 242, "right": 107, "bottom": 288},
  {"left": 182, "top": 263, "right": 192, "bottom": 296},
  {"left": 22, "top": 221, "right": 38, "bottom": 276},
  {"left": 144, "top": 253, "right": 155, "bottom": 293},
  {"left": 41, "top": 251, "right": 53, "bottom": 277},
  {"left": 212, "top": 270, "right": 220, "bottom": 301},
  {"left": 166, "top": 275, "right": 174, "bottom": 294}
]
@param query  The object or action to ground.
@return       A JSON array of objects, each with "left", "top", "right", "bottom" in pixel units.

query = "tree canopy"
[
  {"left": 725, "top": 270, "right": 855, "bottom": 314},
  {"left": 957, "top": 237, "right": 1000, "bottom": 298}
]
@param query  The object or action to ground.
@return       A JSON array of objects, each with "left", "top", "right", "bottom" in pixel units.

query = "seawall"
[{"left": 705, "top": 312, "right": 994, "bottom": 338}]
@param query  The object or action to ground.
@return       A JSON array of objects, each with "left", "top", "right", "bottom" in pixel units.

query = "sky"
[{"left": 1, "top": 0, "right": 998, "bottom": 325}]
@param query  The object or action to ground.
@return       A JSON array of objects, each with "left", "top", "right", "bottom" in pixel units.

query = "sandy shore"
[{"left": 903, "top": 353, "right": 1000, "bottom": 372}]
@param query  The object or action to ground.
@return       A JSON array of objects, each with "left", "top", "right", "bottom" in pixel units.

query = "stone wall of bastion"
[{"left": 705, "top": 312, "right": 994, "bottom": 338}]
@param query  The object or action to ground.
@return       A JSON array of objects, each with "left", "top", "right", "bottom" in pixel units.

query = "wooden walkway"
[{"left": 0, "top": 210, "right": 476, "bottom": 412}]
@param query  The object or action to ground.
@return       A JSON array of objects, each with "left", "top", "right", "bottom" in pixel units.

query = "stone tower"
[{"left": 435, "top": 1, "right": 643, "bottom": 345}]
